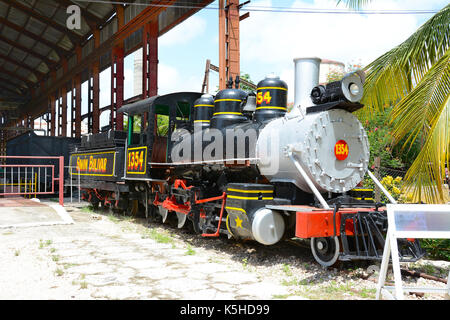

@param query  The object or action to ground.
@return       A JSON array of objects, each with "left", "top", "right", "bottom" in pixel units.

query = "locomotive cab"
[{"left": 118, "top": 92, "right": 203, "bottom": 180}]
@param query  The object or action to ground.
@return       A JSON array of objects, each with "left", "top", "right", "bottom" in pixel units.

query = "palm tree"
[{"left": 339, "top": 1, "right": 449, "bottom": 204}]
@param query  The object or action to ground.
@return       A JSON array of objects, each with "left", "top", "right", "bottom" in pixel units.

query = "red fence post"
[{"left": 59, "top": 156, "right": 64, "bottom": 206}]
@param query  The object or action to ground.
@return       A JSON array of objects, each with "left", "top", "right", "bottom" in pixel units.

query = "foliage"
[
  {"left": 124, "top": 114, "right": 169, "bottom": 137},
  {"left": 326, "top": 68, "right": 345, "bottom": 83},
  {"left": 157, "top": 115, "right": 169, "bottom": 136},
  {"left": 123, "top": 115, "right": 141, "bottom": 133},
  {"left": 240, "top": 73, "right": 256, "bottom": 92},
  {"left": 326, "top": 61, "right": 363, "bottom": 82},
  {"left": 362, "top": 174, "right": 412, "bottom": 203},
  {"left": 361, "top": 109, "right": 403, "bottom": 169},
  {"left": 421, "top": 239, "right": 450, "bottom": 261},
  {"left": 343, "top": 1, "right": 450, "bottom": 204},
  {"left": 360, "top": 107, "right": 421, "bottom": 169}
]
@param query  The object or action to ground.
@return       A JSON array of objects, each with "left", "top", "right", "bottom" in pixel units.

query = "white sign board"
[{"left": 376, "top": 204, "right": 450, "bottom": 300}]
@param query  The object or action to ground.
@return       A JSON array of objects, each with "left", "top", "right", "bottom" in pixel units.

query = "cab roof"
[{"left": 118, "top": 92, "right": 203, "bottom": 118}]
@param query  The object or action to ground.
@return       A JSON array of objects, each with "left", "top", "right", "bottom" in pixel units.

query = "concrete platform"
[{"left": 0, "top": 197, "right": 73, "bottom": 228}]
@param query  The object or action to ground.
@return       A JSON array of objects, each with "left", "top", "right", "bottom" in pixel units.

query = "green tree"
[
  {"left": 339, "top": 1, "right": 450, "bottom": 204},
  {"left": 240, "top": 73, "right": 256, "bottom": 92}
]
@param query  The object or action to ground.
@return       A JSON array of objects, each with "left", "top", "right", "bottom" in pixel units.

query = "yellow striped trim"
[
  {"left": 225, "top": 206, "right": 247, "bottom": 214},
  {"left": 194, "top": 120, "right": 210, "bottom": 123},
  {"left": 227, "top": 188, "right": 273, "bottom": 194},
  {"left": 215, "top": 99, "right": 242, "bottom": 102},
  {"left": 353, "top": 189, "right": 374, "bottom": 192},
  {"left": 228, "top": 195, "right": 274, "bottom": 200},
  {"left": 257, "top": 87, "right": 287, "bottom": 91},
  {"left": 213, "top": 112, "right": 243, "bottom": 116},
  {"left": 225, "top": 215, "right": 235, "bottom": 237},
  {"left": 194, "top": 104, "right": 214, "bottom": 108},
  {"left": 256, "top": 106, "right": 287, "bottom": 111},
  {"left": 355, "top": 197, "right": 374, "bottom": 201}
]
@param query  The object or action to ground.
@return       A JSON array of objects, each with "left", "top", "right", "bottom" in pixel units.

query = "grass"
[
  {"left": 72, "top": 274, "right": 88, "bottom": 289},
  {"left": 242, "top": 258, "right": 248, "bottom": 269},
  {"left": 141, "top": 228, "right": 175, "bottom": 245},
  {"left": 282, "top": 263, "right": 293, "bottom": 277},
  {"left": 39, "top": 239, "right": 52, "bottom": 249},
  {"left": 279, "top": 278, "right": 377, "bottom": 300},
  {"left": 14, "top": 249, "right": 20, "bottom": 256},
  {"left": 81, "top": 206, "right": 94, "bottom": 213},
  {"left": 185, "top": 244, "right": 196, "bottom": 256},
  {"left": 55, "top": 268, "right": 64, "bottom": 276},
  {"left": 272, "top": 294, "right": 290, "bottom": 299},
  {"left": 52, "top": 255, "right": 60, "bottom": 262},
  {"left": 107, "top": 214, "right": 121, "bottom": 223}
]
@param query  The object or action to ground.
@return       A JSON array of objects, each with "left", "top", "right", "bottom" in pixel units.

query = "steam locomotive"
[{"left": 68, "top": 57, "right": 424, "bottom": 267}]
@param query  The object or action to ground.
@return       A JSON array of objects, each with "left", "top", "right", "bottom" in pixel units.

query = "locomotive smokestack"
[{"left": 293, "top": 57, "right": 321, "bottom": 114}]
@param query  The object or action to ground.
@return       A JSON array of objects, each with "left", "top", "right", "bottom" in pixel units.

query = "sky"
[{"left": 88, "top": 0, "right": 449, "bottom": 128}]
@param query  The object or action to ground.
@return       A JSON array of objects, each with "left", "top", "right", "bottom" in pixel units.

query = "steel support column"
[
  {"left": 87, "top": 72, "right": 93, "bottom": 133},
  {"left": 73, "top": 47, "right": 82, "bottom": 138},
  {"left": 61, "top": 86, "right": 67, "bottom": 136},
  {"left": 111, "top": 46, "right": 124, "bottom": 131},
  {"left": 91, "top": 30, "right": 101, "bottom": 134},
  {"left": 91, "top": 62, "right": 100, "bottom": 133},
  {"left": 60, "top": 60, "right": 68, "bottom": 137},
  {"left": 143, "top": 19, "right": 158, "bottom": 99},
  {"left": 142, "top": 19, "right": 158, "bottom": 128},
  {"left": 219, "top": 0, "right": 241, "bottom": 90},
  {"left": 73, "top": 74, "right": 82, "bottom": 138},
  {"left": 57, "top": 90, "right": 62, "bottom": 135},
  {"left": 50, "top": 94, "right": 56, "bottom": 137}
]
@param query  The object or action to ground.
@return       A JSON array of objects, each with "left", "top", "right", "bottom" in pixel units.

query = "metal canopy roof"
[{"left": 0, "top": 0, "right": 213, "bottom": 124}]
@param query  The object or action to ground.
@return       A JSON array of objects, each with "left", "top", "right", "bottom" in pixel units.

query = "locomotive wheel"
[
  {"left": 310, "top": 236, "right": 340, "bottom": 267},
  {"left": 91, "top": 200, "right": 100, "bottom": 211},
  {"left": 159, "top": 206, "right": 169, "bottom": 223},
  {"left": 126, "top": 200, "right": 139, "bottom": 216},
  {"left": 176, "top": 212, "right": 187, "bottom": 229}
]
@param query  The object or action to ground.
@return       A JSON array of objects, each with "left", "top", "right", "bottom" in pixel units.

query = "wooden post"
[{"left": 202, "top": 59, "right": 211, "bottom": 93}]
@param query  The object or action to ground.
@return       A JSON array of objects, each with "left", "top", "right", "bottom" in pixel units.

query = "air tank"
[
  {"left": 210, "top": 89, "right": 248, "bottom": 129},
  {"left": 193, "top": 94, "right": 215, "bottom": 128},
  {"left": 254, "top": 74, "right": 288, "bottom": 122}
]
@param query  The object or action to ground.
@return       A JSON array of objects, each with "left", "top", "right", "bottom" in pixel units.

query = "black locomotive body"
[{"left": 69, "top": 72, "right": 425, "bottom": 267}]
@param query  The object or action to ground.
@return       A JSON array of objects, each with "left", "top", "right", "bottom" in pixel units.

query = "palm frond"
[
  {"left": 336, "top": 0, "right": 372, "bottom": 10},
  {"left": 402, "top": 94, "right": 450, "bottom": 203},
  {"left": 389, "top": 49, "right": 450, "bottom": 150},
  {"left": 362, "top": 4, "right": 450, "bottom": 111}
]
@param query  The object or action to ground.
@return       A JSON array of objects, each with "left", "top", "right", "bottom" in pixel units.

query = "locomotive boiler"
[{"left": 69, "top": 57, "right": 424, "bottom": 267}]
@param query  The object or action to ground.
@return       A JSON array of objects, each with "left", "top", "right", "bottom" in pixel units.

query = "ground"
[{"left": 0, "top": 200, "right": 448, "bottom": 300}]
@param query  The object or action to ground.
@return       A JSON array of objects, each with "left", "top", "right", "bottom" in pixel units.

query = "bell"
[{"left": 243, "top": 92, "right": 256, "bottom": 113}]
